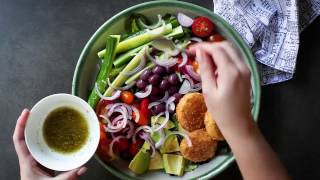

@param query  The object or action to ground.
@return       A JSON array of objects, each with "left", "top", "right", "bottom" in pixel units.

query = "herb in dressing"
[{"left": 43, "top": 106, "right": 89, "bottom": 154}]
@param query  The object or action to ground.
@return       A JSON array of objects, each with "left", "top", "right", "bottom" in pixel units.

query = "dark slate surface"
[{"left": 0, "top": 0, "right": 319, "bottom": 179}]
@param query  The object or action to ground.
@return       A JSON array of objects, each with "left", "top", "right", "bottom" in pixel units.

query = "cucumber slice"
[
  {"left": 125, "top": 62, "right": 155, "bottom": 85},
  {"left": 98, "top": 25, "right": 184, "bottom": 59},
  {"left": 113, "top": 46, "right": 144, "bottom": 67},
  {"left": 116, "top": 23, "right": 172, "bottom": 53},
  {"left": 87, "top": 35, "right": 120, "bottom": 108},
  {"left": 103, "top": 47, "right": 146, "bottom": 96}
]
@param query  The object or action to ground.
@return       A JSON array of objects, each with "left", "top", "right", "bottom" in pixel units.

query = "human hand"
[
  {"left": 188, "top": 42, "right": 253, "bottom": 137},
  {"left": 13, "top": 109, "right": 87, "bottom": 180}
]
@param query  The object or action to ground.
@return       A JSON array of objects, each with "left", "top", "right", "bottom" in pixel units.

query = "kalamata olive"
[
  {"left": 150, "top": 95, "right": 161, "bottom": 102},
  {"left": 140, "top": 69, "right": 153, "bottom": 81},
  {"left": 168, "top": 86, "right": 179, "bottom": 95},
  {"left": 151, "top": 86, "right": 160, "bottom": 95},
  {"left": 153, "top": 103, "right": 165, "bottom": 114},
  {"left": 166, "top": 67, "right": 175, "bottom": 74},
  {"left": 152, "top": 65, "right": 166, "bottom": 75},
  {"left": 168, "top": 73, "right": 179, "bottom": 85},
  {"left": 136, "top": 79, "right": 147, "bottom": 89},
  {"left": 148, "top": 74, "right": 161, "bottom": 85},
  {"left": 159, "top": 79, "right": 170, "bottom": 90},
  {"left": 173, "top": 93, "right": 183, "bottom": 103}
]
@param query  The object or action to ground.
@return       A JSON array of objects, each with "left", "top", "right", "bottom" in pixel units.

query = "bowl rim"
[{"left": 72, "top": 1, "right": 261, "bottom": 179}]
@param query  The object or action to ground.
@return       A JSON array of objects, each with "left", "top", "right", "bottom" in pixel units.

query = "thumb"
[{"left": 54, "top": 167, "right": 87, "bottom": 180}]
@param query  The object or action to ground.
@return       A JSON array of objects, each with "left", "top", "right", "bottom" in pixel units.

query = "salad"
[{"left": 88, "top": 12, "right": 227, "bottom": 176}]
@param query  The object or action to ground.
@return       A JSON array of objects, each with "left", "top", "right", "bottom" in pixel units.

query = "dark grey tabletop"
[{"left": 1, "top": 0, "right": 320, "bottom": 179}]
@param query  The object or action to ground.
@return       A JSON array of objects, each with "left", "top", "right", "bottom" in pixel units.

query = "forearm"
[{"left": 221, "top": 119, "right": 290, "bottom": 180}]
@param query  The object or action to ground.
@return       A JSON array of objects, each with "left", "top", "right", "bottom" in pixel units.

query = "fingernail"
[{"left": 77, "top": 167, "right": 87, "bottom": 176}]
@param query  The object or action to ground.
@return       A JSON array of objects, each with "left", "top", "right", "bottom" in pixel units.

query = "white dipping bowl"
[{"left": 24, "top": 93, "right": 100, "bottom": 171}]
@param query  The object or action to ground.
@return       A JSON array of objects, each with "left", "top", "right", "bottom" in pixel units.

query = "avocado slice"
[
  {"left": 151, "top": 116, "right": 175, "bottom": 130},
  {"left": 149, "top": 151, "right": 164, "bottom": 170},
  {"left": 151, "top": 132, "right": 161, "bottom": 143},
  {"left": 128, "top": 147, "right": 151, "bottom": 175},
  {"left": 160, "top": 134, "right": 180, "bottom": 153},
  {"left": 163, "top": 154, "right": 185, "bottom": 176}
]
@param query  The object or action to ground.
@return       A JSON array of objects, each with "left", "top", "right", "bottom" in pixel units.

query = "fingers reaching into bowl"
[
  {"left": 13, "top": 109, "right": 87, "bottom": 180},
  {"left": 188, "top": 42, "right": 252, "bottom": 137}
]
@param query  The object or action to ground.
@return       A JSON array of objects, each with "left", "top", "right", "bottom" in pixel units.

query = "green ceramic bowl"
[{"left": 72, "top": 1, "right": 261, "bottom": 179}]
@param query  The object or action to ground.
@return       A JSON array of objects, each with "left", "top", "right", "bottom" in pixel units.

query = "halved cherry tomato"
[
  {"left": 133, "top": 109, "right": 149, "bottom": 126},
  {"left": 208, "top": 34, "right": 225, "bottom": 42},
  {"left": 192, "top": 16, "right": 214, "bottom": 38},
  {"left": 129, "top": 139, "right": 144, "bottom": 157},
  {"left": 96, "top": 99, "right": 112, "bottom": 116},
  {"left": 120, "top": 91, "right": 134, "bottom": 104},
  {"left": 113, "top": 138, "right": 130, "bottom": 154},
  {"left": 140, "top": 99, "right": 150, "bottom": 118},
  {"left": 97, "top": 126, "right": 111, "bottom": 162},
  {"left": 133, "top": 102, "right": 141, "bottom": 110}
]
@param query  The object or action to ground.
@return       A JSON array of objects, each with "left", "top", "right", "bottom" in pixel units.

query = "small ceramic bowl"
[
  {"left": 72, "top": 1, "right": 261, "bottom": 179},
  {"left": 24, "top": 93, "right": 100, "bottom": 171}
]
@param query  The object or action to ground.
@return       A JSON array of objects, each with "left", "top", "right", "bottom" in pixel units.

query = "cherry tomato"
[
  {"left": 208, "top": 34, "right": 225, "bottom": 42},
  {"left": 120, "top": 91, "right": 134, "bottom": 104},
  {"left": 113, "top": 138, "right": 130, "bottom": 154},
  {"left": 140, "top": 99, "right": 150, "bottom": 118},
  {"left": 95, "top": 99, "right": 112, "bottom": 116},
  {"left": 129, "top": 139, "right": 144, "bottom": 157},
  {"left": 133, "top": 109, "right": 149, "bottom": 126},
  {"left": 192, "top": 16, "right": 214, "bottom": 38},
  {"left": 133, "top": 102, "right": 141, "bottom": 110},
  {"left": 97, "top": 127, "right": 111, "bottom": 162}
]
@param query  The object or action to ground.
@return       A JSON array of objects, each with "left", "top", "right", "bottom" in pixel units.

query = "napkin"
[{"left": 213, "top": 0, "right": 320, "bottom": 85}]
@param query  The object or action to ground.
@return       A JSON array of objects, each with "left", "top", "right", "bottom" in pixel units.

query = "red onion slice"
[
  {"left": 146, "top": 47, "right": 177, "bottom": 67},
  {"left": 122, "top": 55, "right": 146, "bottom": 76},
  {"left": 103, "top": 124, "right": 123, "bottom": 133},
  {"left": 152, "top": 111, "right": 170, "bottom": 132},
  {"left": 138, "top": 14, "right": 163, "bottom": 29},
  {"left": 177, "top": 12, "right": 194, "bottom": 27},
  {"left": 126, "top": 121, "right": 135, "bottom": 139},
  {"left": 185, "top": 65, "right": 201, "bottom": 81},
  {"left": 190, "top": 37, "right": 203, "bottom": 42},
  {"left": 99, "top": 114, "right": 112, "bottom": 125},
  {"left": 100, "top": 115, "right": 125, "bottom": 132},
  {"left": 148, "top": 101, "right": 162, "bottom": 109},
  {"left": 135, "top": 84, "right": 152, "bottom": 98},
  {"left": 158, "top": 91, "right": 169, "bottom": 103},
  {"left": 109, "top": 135, "right": 127, "bottom": 158},
  {"left": 182, "top": 74, "right": 195, "bottom": 87},
  {"left": 179, "top": 80, "right": 192, "bottom": 94},
  {"left": 132, "top": 125, "right": 154, "bottom": 143},
  {"left": 165, "top": 96, "right": 176, "bottom": 112},
  {"left": 95, "top": 83, "right": 121, "bottom": 101},
  {"left": 107, "top": 78, "right": 136, "bottom": 91},
  {"left": 179, "top": 52, "right": 188, "bottom": 67}
]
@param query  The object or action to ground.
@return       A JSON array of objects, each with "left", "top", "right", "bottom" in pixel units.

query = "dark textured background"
[{"left": 1, "top": 0, "right": 319, "bottom": 179}]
